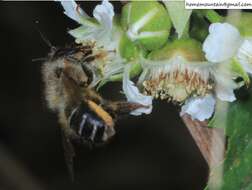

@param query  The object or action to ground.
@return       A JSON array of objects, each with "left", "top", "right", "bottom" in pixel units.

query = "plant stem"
[{"left": 201, "top": 10, "right": 224, "bottom": 23}]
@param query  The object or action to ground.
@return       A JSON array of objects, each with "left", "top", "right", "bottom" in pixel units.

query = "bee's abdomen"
[{"left": 69, "top": 103, "right": 115, "bottom": 145}]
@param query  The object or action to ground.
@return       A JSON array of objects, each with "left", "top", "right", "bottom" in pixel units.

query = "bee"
[{"left": 42, "top": 43, "right": 144, "bottom": 180}]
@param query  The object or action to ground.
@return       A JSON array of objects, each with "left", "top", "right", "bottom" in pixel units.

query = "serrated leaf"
[
  {"left": 206, "top": 87, "right": 252, "bottom": 189},
  {"left": 163, "top": 0, "right": 192, "bottom": 38}
]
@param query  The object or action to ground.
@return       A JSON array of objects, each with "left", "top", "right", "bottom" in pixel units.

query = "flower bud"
[
  {"left": 119, "top": 33, "right": 140, "bottom": 61},
  {"left": 121, "top": 1, "right": 172, "bottom": 51},
  {"left": 148, "top": 39, "right": 205, "bottom": 61}
]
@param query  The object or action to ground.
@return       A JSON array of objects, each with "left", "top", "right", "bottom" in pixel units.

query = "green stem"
[{"left": 201, "top": 10, "right": 224, "bottom": 23}]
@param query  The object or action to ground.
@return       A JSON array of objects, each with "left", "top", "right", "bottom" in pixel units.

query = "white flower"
[
  {"left": 180, "top": 22, "right": 252, "bottom": 121},
  {"left": 210, "top": 61, "right": 237, "bottom": 102},
  {"left": 139, "top": 55, "right": 213, "bottom": 102},
  {"left": 178, "top": 61, "right": 237, "bottom": 121},
  {"left": 123, "top": 64, "right": 153, "bottom": 116},
  {"left": 138, "top": 42, "right": 239, "bottom": 121},
  {"left": 202, "top": 22, "right": 252, "bottom": 102},
  {"left": 237, "top": 38, "right": 252, "bottom": 75},
  {"left": 58, "top": 0, "right": 89, "bottom": 24},
  {"left": 87, "top": 47, "right": 125, "bottom": 87},
  {"left": 178, "top": 23, "right": 252, "bottom": 121},
  {"left": 58, "top": 0, "right": 127, "bottom": 85},
  {"left": 59, "top": 0, "right": 116, "bottom": 49},
  {"left": 180, "top": 94, "right": 216, "bottom": 121},
  {"left": 203, "top": 23, "right": 243, "bottom": 63},
  {"left": 93, "top": 0, "right": 114, "bottom": 32},
  {"left": 203, "top": 22, "right": 252, "bottom": 76}
]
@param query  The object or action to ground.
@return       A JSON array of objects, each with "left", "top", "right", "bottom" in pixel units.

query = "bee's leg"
[
  {"left": 58, "top": 112, "right": 79, "bottom": 181},
  {"left": 61, "top": 130, "right": 75, "bottom": 182},
  {"left": 102, "top": 101, "right": 148, "bottom": 116},
  {"left": 83, "top": 89, "right": 148, "bottom": 116},
  {"left": 83, "top": 88, "right": 104, "bottom": 104}
]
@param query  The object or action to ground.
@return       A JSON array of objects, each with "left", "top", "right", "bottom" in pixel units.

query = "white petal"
[
  {"left": 215, "top": 84, "right": 236, "bottom": 102},
  {"left": 203, "top": 23, "right": 242, "bottom": 63},
  {"left": 58, "top": 0, "right": 89, "bottom": 24},
  {"left": 93, "top": 0, "right": 114, "bottom": 31},
  {"left": 237, "top": 39, "right": 252, "bottom": 74},
  {"left": 213, "top": 63, "right": 237, "bottom": 102},
  {"left": 62, "top": 0, "right": 116, "bottom": 48},
  {"left": 69, "top": 26, "right": 97, "bottom": 40},
  {"left": 180, "top": 94, "right": 216, "bottom": 121},
  {"left": 123, "top": 65, "right": 153, "bottom": 116}
]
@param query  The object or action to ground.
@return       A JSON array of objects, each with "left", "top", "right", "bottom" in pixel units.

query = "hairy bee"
[{"left": 42, "top": 43, "right": 143, "bottom": 180}]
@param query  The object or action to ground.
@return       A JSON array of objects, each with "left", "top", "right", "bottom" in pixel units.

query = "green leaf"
[
  {"left": 206, "top": 87, "right": 252, "bottom": 189},
  {"left": 163, "top": 0, "right": 192, "bottom": 38}
]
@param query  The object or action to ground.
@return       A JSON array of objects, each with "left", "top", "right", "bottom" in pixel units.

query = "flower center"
[
  {"left": 141, "top": 39, "right": 213, "bottom": 103},
  {"left": 142, "top": 57, "right": 213, "bottom": 102}
]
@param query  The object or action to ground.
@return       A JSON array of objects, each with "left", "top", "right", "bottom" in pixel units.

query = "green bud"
[
  {"left": 119, "top": 33, "right": 140, "bottom": 61},
  {"left": 121, "top": 1, "right": 172, "bottom": 51},
  {"left": 148, "top": 38, "right": 205, "bottom": 62}
]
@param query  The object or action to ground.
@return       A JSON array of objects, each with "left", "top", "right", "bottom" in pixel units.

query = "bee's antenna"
[
  {"left": 32, "top": 21, "right": 57, "bottom": 62},
  {"left": 31, "top": 57, "right": 47, "bottom": 62},
  {"left": 34, "top": 21, "right": 54, "bottom": 49}
]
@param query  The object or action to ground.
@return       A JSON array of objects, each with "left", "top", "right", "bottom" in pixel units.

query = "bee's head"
[
  {"left": 51, "top": 44, "right": 97, "bottom": 87},
  {"left": 48, "top": 44, "right": 93, "bottom": 62},
  {"left": 61, "top": 59, "right": 90, "bottom": 88}
]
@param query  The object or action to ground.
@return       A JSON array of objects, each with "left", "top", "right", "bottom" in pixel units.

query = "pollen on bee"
[{"left": 87, "top": 100, "right": 115, "bottom": 128}]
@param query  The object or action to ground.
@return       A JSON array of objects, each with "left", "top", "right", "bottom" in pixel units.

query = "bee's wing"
[{"left": 61, "top": 130, "right": 75, "bottom": 182}]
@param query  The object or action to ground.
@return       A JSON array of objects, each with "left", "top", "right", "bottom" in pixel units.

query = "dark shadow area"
[{"left": 0, "top": 2, "right": 208, "bottom": 190}]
